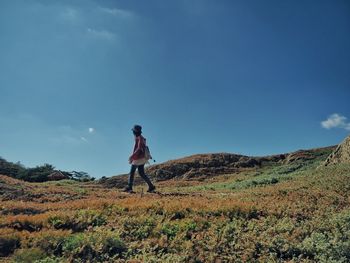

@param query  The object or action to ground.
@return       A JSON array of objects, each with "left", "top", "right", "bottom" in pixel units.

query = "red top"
[{"left": 130, "top": 135, "right": 146, "bottom": 161}]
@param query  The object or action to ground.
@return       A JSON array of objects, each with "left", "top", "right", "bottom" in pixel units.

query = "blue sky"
[{"left": 0, "top": 0, "right": 349, "bottom": 178}]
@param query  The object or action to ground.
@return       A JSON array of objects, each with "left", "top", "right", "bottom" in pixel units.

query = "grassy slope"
[{"left": 1, "top": 147, "right": 350, "bottom": 262}]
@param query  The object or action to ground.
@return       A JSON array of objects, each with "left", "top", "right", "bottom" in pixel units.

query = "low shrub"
[
  {"left": 121, "top": 216, "right": 156, "bottom": 240},
  {"left": 30, "top": 230, "right": 71, "bottom": 256},
  {"left": 12, "top": 248, "right": 47, "bottom": 263},
  {"left": 161, "top": 223, "right": 180, "bottom": 240},
  {"left": 35, "top": 257, "right": 62, "bottom": 263},
  {"left": 48, "top": 209, "right": 107, "bottom": 232},
  {"left": 61, "top": 227, "right": 126, "bottom": 261}
]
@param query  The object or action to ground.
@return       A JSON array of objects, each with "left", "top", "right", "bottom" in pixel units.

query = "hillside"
[
  {"left": 2, "top": 144, "right": 350, "bottom": 262},
  {"left": 99, "top": 146, "right": 335, "bottom": 188}
]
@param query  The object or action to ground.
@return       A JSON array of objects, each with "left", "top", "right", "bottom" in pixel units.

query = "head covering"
[{"left": 132, "top": 125, "right": 142, "bottom": 133}]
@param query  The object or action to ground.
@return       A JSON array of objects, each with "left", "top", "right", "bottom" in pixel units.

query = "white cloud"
[
  {"left": 88, "top": 128, "right": 95, "bottom": 134},
  {"left": 99, "top": 7, "right": 134, "bottom": 19},
  {"left": 81, "top": 136, "right": 88, "bottom": 142},
  {"left": 87, "top": 28, "right": 116, "bottom": 40},
  {"left": 321, "top": 113, "right": 350, "bottom": 131}
]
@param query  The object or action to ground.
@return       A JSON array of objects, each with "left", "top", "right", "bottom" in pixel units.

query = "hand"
[{"left": 128, "top": 157, "right": 132, "bottom": 164}]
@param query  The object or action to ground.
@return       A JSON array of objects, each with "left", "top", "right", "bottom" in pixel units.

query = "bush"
[
  {"left": 161, "top": 223, "right": 180, "bottom": 240},
  {"left": 48, "top": 209, "right": 107, "bottom": 232},
  {"left": 30, "top": 230, "right": 70, "bottom": 256},
  {"left": 35, "top": 257, "right": 62, "bottom": 263},
  {"left": 61, "top": 228, "right": 126, "bottom": 261},
  {"left": 12, "top": 248, "right": 47, "bottom": 263},
  {"left": 61, "top": 233, "right": 85, "bottom": 256},
  {"left": 268, "top": 235, "right": 301, "bottom": 260},
  {"left": 122, "top": 217, "right": 156, "bottom": 240},
  {"left": 297, "top": 210, "right": 350, "bottom": 262}
]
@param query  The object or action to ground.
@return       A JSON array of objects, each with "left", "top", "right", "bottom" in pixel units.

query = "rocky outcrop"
[{"left": 324, "top": 135, "right": 350, "bottom": 166}]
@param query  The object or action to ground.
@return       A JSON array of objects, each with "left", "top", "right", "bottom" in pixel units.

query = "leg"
[
  {"left": 127, "top": 165, "right": 137, "bottom": 189},
  {"left": 137, "top": 165, "right": 155, "bottom": 189}
]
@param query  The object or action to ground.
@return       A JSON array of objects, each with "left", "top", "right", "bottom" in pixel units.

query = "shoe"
[
  {"left": 122, "top": 187, "right": 133, "bottom": 193},
  {"left": 147, "top": 185, "right": 156, "bottom": 193}
]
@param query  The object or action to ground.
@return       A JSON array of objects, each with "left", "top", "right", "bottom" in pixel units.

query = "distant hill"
[
  {"left": 99, "top": 146, "right": 335, "bottom": 188},
  {"left": 324, "top": 135, "right": 350, "bottom": 166}
]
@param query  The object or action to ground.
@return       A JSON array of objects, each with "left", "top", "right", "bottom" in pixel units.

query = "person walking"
[{"left": 123, "top": 125, "right": 156, "bottom": 193}]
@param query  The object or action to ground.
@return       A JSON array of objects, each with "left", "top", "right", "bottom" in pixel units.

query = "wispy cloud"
[
  {"left": 50, "top": 125, "right": 97, "bottom": 144},
  {"left": 60, "top": 7, "right": 81, "bottom": 24},
  {"left": 50, "top": 125, "right": 88, "bottom": 144},
  {"left": 51, "top": 135, "right": 83, "bottom": 144},
  {"left": 321, "top": 113, "right": 350, "bottom": 131},
  {"left": 86, "top": 28, "right": 116, "bottom": 40},
  {"left": 99, "top": 6, "right": 134, "bottom": 19}
]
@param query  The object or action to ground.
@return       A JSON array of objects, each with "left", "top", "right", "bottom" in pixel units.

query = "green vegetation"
[
  {"left": 0, "top": 158, "right": 54, "bottom": 182},
  {"left": 1, "top": 147, "right": 350, "bottom": 262},
  {"left": 182, "top": 151, "right": 329, "bottom": 193},
  {"left": 0, "top": 157, "right": 94, "bottom": 182}
]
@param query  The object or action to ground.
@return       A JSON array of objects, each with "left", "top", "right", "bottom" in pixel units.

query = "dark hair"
[
  {"left": 132, "top": 125, "right": 142, "bottom": 136},
  {"left": 133, "top": 130, "right": 141, "bottom": 137}
]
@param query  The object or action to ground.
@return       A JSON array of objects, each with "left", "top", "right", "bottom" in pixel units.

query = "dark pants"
[{"left": 128, "top": 164, "right": 154, "bottom": 189}]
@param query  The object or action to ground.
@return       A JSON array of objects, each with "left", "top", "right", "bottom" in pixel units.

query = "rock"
[{"left": 324, "top": 135, "right": 350, "bottom": 166}]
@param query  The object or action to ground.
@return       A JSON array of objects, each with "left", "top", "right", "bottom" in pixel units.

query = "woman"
[{"left": 123, "top": 125, "right": 156, "bottom": 193}]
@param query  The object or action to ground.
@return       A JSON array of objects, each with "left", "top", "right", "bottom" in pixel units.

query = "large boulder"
[{"left": 324, "top": 135, "right": 350, "bottom": 166}]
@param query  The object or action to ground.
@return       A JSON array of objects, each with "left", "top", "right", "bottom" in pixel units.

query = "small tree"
[
  {"left": 0, "top": 157, "right": 27, "bottom": 179},
  {"left": 24, "top": 164, "right": 55, "bottom": 182}
]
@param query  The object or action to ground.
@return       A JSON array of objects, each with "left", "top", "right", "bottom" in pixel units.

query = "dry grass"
[{"left": 1, "top": 154, "right": 350, "bottom": 262}]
